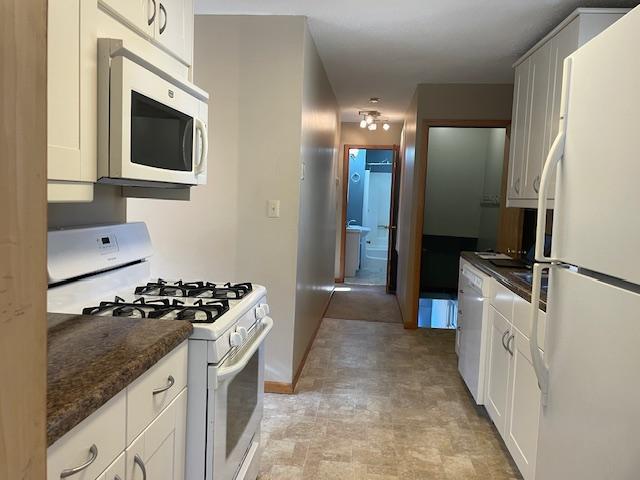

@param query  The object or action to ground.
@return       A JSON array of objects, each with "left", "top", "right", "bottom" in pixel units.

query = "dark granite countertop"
[
  {"left": 461, "top": 251, "right": 547, "bottom": 311},
  {"left": 47, "top": 313, "right": 192, "bottom": 446}
]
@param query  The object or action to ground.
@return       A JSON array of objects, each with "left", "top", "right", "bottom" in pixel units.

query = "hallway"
[{"left": 258, "top": 317, "right": 521, "bottom": 479}]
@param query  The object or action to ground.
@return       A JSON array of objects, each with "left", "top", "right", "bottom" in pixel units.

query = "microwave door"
[{"left": 130, "top": 92, "right": 194, "bottom": 172}]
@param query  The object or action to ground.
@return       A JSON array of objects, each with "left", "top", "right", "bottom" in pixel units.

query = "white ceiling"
[{"left": 195, "top": 0, "right": 638, "bottom": 121}]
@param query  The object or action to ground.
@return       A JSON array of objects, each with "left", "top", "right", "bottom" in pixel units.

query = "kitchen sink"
[{"left": 512, "top": 271, "right": 549, "bottom": 292}]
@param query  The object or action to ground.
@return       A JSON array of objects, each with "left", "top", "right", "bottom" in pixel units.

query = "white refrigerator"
[{"left": 529, "top": 6, "right": 640, "bottom": 480}]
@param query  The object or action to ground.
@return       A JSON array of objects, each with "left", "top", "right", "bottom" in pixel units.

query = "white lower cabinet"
[
  {"left": 48, "top": 343, "right": 188, "bottom": 480},
  {"left": 126, "top": 388, "right": 188, "bottom": 480},
  {"left": 484, "top": 280, "right": 544, "bottom": 480},
  {"left": 485, "top": 306, "right": 512, "bottom": 436},
  {"left": 505, "top": 328, "right": 542, "bottom": 480},
  {"left": 96, "top": 452, "right": 125, "bottom": 480}
]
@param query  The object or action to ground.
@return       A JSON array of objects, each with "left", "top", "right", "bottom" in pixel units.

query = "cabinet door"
[
  {"left": 455, "top": 262, "right": 465, "bottom": 356},
  {"left": 485, "top": 306, "right": 512, "bottom": 436},
  {"left": 507, "top": 58, "right": 531, "bottom": 200},
  {"left": 96, "top": 452, "right": 125, "bottom": 480},
  {"left": 99, "top": 0, "right": 155, "bottom": 36},
  {"left": 126, "top": 389, "right": 187, "bottom": 480},
  {"left": 522, "top": 42, "right": 552, "bottom": 199},
  {"left": 48, "top": 0, "right": 96, "bottom": 183},
  {"left": 544, "top": 19, "right": 579, "bottom": 201},
  {"left": 156, "top": 0, "right": 192, "bottom": 63},
  {"left": 505, "top": 328, "right": 541, "bottom": 480}
]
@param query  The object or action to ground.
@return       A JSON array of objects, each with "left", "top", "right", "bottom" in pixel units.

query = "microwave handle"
[{"left": 195, "top": 117, "right": 208, "bottom": 175}]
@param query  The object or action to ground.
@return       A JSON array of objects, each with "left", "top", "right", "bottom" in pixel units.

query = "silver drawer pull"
[
  {"left": 60, "top": 444, "right": 98, "bottom": 478},
  {"left": 134, "top": 454, "right": 147, "bottom": 480},
  {"left": 152, "top": 375, "right": 175, "bottom": 395},
  {"left": 114, "top": 476, "right": 122, "bottom": 480}
]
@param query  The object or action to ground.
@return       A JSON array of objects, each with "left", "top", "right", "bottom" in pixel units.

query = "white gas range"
[{"left": 47, "top": 222, "right": 273, "bottom": 480}]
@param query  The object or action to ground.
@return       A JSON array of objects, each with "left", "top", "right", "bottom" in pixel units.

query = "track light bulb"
[
  {"left": 365, "top": 114, "right": 374, "bottom": 125},
  {"left": 383, "top": 122, "right": 390, "bottom": 131},
  {"left": 360, "top": 119, "right": 367, "bottom": 128},
  {"left": 368, "top": 123, "right": 377, "bottom": 131}
]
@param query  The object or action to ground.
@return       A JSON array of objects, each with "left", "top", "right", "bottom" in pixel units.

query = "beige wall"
[
  {"left": 48, "top": 185, "right": 126, "bottom": 229},
  {"left": 127, "top": 15, "right": 338, "bottom": 385},
  {"left": 334, "top": 122, "right": 402, "bottom": 277},
  {"left": 396, "top": 84, "right": 513, "bottom": 327},
  {"left": 293, "top": 26, "right": 340, "bottom": 378}
]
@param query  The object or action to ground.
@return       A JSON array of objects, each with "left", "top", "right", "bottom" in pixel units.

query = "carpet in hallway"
[{"left": 325, "top": 285, "right": 402, "bottom": 323}]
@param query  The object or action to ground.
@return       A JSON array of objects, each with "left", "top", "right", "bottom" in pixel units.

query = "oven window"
[
  {"left": 226, "top": 350, "right": 259, "bottom": 458},
  {"left": 130, "top": 91, "right": 193, "bottom": 171}
]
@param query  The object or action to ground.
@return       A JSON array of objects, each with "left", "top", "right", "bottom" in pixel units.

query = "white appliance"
[
  {"left": 98, "top": 39, "right": 209, "bottom": 188},
  {"left": 47, "top": 223, "right": 272, "bottom": 480},
  {"left": 457, "top": 259, "right": 491, "bottom": 404},
  {"left": 529, "top": 8, "right": 640, "bottom": 480}
]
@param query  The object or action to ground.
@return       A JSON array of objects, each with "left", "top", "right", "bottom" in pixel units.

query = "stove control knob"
[
  {"left": 230, "top": 331, "right": 243, "bottom": 347},
  {"left": 237, "top": 326, "right": 248, "bottom": 340},
  {"left": 255, "top": 303, "right": 270, "bottom": 320}
]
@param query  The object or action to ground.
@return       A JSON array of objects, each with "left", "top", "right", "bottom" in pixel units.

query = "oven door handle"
[{"left": 215, "top": 316, "right": 273, "bottom": 387}]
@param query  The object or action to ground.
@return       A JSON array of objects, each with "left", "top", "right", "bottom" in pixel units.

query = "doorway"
[
  {"left": 419, "top": 126, "right": 508, "bottom": 329},
  {"left": 339, "top": 145, "right": 399, "bottom": 288}
]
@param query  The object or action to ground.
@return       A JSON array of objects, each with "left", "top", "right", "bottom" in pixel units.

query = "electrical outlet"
[{"left": 267, "top": 200, "right": 280, "bottom": 218}]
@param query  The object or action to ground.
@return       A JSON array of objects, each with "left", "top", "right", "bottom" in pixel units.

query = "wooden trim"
[
  {"left": 406, "top": 119, "right": 513, "bottom": 329},
  {"left": 264, "top": 381, "right": 294, "bottom": 394},
  {"left": 338, "top": 144, "right": 398, "bottom": 283},
  {"left": 385, "top": 145, "right": 401, "bottom": 293},
  {"left": 0, "top": 0, "right": 48, "bottom": 477}
]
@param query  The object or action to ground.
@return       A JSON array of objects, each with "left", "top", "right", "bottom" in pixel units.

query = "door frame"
[
  {"left": 337, "top": 144, "right": 399, "bottom": 285},
  {"left": 404, "top": 119, "right": 520, "bottom": 328}
]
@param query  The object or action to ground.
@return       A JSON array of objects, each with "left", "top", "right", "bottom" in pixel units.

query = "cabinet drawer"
[
  {"left": 47, "top": 391, "right": 126, "bottom": 480},
  {"left": 127, "top": 341, "right": 188, "bottom": 444},
  {"left": 490, "top": 281, "right": 515, "bottom": 320},
  {"left": 513, "top": 296, "right": 547, "bottom": 351}
]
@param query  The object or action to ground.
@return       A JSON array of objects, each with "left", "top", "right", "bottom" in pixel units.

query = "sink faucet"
[{"left": 347, "top": 220, "right": 357, "bottom": 227}]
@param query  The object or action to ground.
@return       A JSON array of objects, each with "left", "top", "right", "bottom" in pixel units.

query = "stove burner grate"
[
  {"left": 134, "top": 279, "right": 253, "bottom": 299},
  {"left": 82, "top": 296, "right": 229, "bottom": 323}
]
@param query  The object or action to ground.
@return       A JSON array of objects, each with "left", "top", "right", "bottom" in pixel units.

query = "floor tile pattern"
[{"left": 258, "top": 318, "right": 522, "bottom": 479}]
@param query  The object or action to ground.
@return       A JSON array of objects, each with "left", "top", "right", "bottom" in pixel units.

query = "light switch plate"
[{"left": 267, "top": 200, "right": 280, "bottom": 218}]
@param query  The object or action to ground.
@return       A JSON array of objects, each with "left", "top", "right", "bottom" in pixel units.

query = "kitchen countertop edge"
[
  {"left": 460, "top": 251, "right": 547, "bottom": 311},
  {"left": 47, "top": 313, "right": 192, "bottom": 447}
]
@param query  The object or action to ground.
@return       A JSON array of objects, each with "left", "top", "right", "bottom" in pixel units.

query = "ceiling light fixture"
[
  {"left": 369, "top": 97, "right": 380, "bottom": 104},
  {"left": 358, "top": 110, "right": 384, "bottom": 131}
]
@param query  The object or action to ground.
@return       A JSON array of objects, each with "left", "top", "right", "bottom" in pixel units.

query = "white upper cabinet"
[
  {"left": 507, "top": 8, "right": 628, "bottom": 208},
  {"left": 99, "top": 0, "right": 194, "bottom": 65},
  {"left": 100, "top": 0, "right": 155, "bottom": 36},
  {"left": 47, "top": 0, "right": 97, "bottom": 202},
  {"left": 155, "top": 0, "right": 194, "bottom": 65}
]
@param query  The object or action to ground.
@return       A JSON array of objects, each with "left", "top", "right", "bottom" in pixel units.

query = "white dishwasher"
[{"left": 457, "top": 258, "right": 492, "bottom": 405}]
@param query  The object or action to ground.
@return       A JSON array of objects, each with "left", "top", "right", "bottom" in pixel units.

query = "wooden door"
[
  {"left": 0, "top": 0, "right": 48, "bottom": 478},
  {"left": 386, "top": 145, "right": 401, "bottom": 293}
]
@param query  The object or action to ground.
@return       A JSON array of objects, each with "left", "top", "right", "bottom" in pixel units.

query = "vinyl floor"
[{"left": 257, "top": 318, "right": 522, "bottom": 480}]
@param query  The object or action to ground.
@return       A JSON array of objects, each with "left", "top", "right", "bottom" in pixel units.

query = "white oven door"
[
  {"left": 108, "top": 56, "right": 207, "bottom": 185},
  {"left": 206, "top": 318, "right": 273, "bottom": 480}
]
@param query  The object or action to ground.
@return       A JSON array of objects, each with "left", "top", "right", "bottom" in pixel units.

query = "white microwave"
[{"left": 98, "top": 39, "right": 209, "bottom": 187}]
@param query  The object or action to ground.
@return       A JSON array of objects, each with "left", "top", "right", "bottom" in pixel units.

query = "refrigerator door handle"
[
  {"left": 535, "top": 56, "right": 572, "bottom": 263},
  {"left": 530, "top": 263, "right": 549, "bottom": 405}
]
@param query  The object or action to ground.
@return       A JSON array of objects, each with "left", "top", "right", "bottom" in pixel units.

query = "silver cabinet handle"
[
  {"left": 148, "top": 0, "right": 156, "bottom": 25},
  {"left": 159, "top": 3, "right": 167, "bottom": 34},
  {"left": 60, "top": 444, "right": 98, "bottom": 478},
  {"left": 533, "top": 175, "right": 541, "bottom": 193},
  {"left": 114, "top": 476, "right": 122, "bottom": 480},
  {"left": 152, "top": 375, "right": 174, "bottom": 395},
  {"left": 501, "top": 331, "right": 510, "bottom": 352},
  {"left": 514, "top": 177, "right": 520, "bottom": 194},
  {"left": 507, "top": 334, "right": 515, "bottom": 356},
  {"left": 134, "top": 454, "right": 147, "bottom": 480}
]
